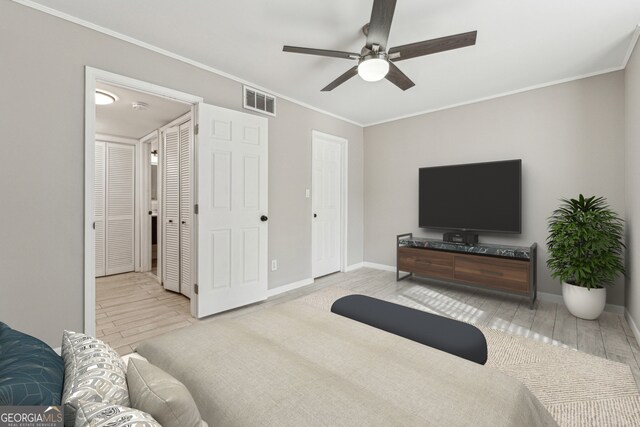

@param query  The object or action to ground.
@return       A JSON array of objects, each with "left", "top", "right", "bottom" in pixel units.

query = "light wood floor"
[
  {"left": 96, "top": 272, "right": 196, "bottom": 355},
  {"left": 97, "top": 268, "right": 640, "bottom": 385}
]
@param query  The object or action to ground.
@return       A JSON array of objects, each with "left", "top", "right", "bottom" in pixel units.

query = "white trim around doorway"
[{"left": 84, "top": 67, "right": 203, "bottom": 337}]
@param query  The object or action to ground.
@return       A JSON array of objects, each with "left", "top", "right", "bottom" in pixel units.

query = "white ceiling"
[
  {"left": 96, "top": 82, "right": 191, "bottom": 138},
  {"left": 28, "top": 0, "right": 640, "bottom": 126}
]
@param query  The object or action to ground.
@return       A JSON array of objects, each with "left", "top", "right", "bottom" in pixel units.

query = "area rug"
[{"left": 298, "top": 287, "right": 640, "bottom": 427}]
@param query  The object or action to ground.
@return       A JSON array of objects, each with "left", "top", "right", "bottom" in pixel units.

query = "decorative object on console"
[
  {"left": 331, "top": 294, "right": 488, "bottom": 364},
  {"left": 546, "top": 194, "right": 625, "bottom": 320},
  {"left": 0, "top": 321, "right": 64, "bottom": 406},
  {"left": 397, "top": 234, "right": 537, "bottom": 308},
  {"left": 61, "top": 330, "right": 129, "bottom": 427},
  {"left": 443, "top": 231, "right": 479, "bottom": 245},
  {"left": 127, "top": 358, "right": 208, "bottom": 427}
]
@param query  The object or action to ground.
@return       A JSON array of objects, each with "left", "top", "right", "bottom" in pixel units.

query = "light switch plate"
[{"left": 305, "top": 189, "right": 311, "bottom": 198}]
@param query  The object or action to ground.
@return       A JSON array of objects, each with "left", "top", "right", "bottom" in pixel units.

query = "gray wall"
[
  {"left": 364, "top": 71, "right": 626, "bottom": 305},
  {"left": 625, "top": 42, "right": 640, "bottom": 325},
  {"left": 0, "top": 1, "right": 363, "bottom": 347}
]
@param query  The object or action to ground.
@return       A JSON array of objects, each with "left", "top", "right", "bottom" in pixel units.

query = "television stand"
[{"left": 397, "top": 233, "right": 537, "bottom": 309}]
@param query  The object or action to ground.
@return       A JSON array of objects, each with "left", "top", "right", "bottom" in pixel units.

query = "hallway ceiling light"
[{"left": 95, "top": 89, "right": 117, "bottom": 105}]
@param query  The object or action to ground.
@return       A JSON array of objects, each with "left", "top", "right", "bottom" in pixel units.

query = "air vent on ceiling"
[{"left": 243, "top": 85, "right": 276, "bottom": 117}]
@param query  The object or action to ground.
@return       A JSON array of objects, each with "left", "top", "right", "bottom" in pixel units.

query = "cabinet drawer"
[
  {"left": 398, "top": 247, "right": 454, "bottom": 280},
  {"left": 454, "top": 255, "right": 530, "bottom": 292}
]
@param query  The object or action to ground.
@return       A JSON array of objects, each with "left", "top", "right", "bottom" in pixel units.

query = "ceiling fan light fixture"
[{"left": 358, "top": 56, "right": 389, "bottom": 82}]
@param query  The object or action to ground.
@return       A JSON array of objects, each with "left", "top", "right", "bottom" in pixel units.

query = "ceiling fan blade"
[
  {"left": 388, "top": 31, "right": 477, "bottom": 62},
  {"left": 385, "top": 62, "right": 415, "bottom": 91},
  {"left": 366, "top": 0, "right": 397, "bottom": 51},
  {"left": 283, "top": 46, "right": 360, "bottom": 60},
  {"left": 321, "top": 66, "right": 359, "bottom": 91}
]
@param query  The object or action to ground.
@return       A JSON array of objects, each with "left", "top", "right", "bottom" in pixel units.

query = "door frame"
[
  {"left": 139, "top": 130, "right": 159, "bottom": 274},
  {"left": 311, "top": 130, "right": 348, "bottom": 277},
  {"left": 84, "top": 67, "right": 202, "bottom": 337}
]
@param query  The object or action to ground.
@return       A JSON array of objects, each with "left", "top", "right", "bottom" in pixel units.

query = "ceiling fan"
[{"left": 283, "top": 0, "right": 477, "bottom": 91}]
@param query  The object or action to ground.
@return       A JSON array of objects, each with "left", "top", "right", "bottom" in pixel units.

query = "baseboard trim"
[
  {"left": 537, "top": 292, "right": 625, "bottom": 315},
  {"left": 625, "top": 311, "right": 640, "bottom": 344},
  {"left": 267, "top": 278, "right": 314, "bottom": 298},
  {"left": 362, "top": 262, "right": 396, "bottom": 272},
  {"left": 345, "top": 262, "right": 364, "bottom": 272}
]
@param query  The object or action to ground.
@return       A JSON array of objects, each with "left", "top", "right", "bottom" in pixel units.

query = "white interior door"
[
  {"left": 95, "top": 141, "right": 106, "bottom": 277},
  {"left": 179, "top": 121, "right": 193, "bottom": 298},
  {"left": 312, "top": 132, "right": 344, "bottom": 278},
  {"left": 196, "top": 103, "right": 268, "bottom": 318},
  {"left": 105, "top": 143, "right": 136, "bottom": 275},
  {"left": 163, "top": 126, "right": 180, "bottom": 292}
]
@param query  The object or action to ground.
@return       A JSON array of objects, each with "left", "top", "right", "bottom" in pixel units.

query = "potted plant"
[{"left": 546, "top": 194, "right": 625, "bottom": 320}]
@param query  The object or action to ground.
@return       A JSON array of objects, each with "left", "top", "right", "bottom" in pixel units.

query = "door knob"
[
  {"left": 168, "top": 219, "right": 173, "bottom": 223},
  {"left": 260, "top": 215, "right": 268, "bottom": 222},
  {"left": 148, "top": 210, "right": 152, "bottom": 215},
  {"left": 181, "top": 221, "right": 186, "bottom": 224},
  {"left": 313, "top": 213, "right": 317, "bottom": 218}
]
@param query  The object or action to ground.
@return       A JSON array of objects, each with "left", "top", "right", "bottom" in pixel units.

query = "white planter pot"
[{"left": 562, "top": 281, "right": 606, "bottom": 320}]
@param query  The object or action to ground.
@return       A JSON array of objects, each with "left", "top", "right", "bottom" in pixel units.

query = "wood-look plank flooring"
[
  {"left": 96, "top": 272, "right": 195, "bottom": 356},
  {"left": 97, "top": 268, "right": 640, "bottom": 387}
]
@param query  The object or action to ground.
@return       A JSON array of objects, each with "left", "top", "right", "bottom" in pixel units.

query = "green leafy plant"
[{"left": 546, "top": 194, "right": 625, "bottom": 289}]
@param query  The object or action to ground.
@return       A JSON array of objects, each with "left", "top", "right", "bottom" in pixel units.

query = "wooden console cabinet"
[{"left": 397, "top": 234, "right": 537, "bottom": 308}]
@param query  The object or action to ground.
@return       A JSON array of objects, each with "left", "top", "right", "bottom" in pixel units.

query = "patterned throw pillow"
[
  {"left": 0, "top": 322, "right": 64, "bottom": 406},
  {"left": 61, "top": 331, "right": 129, "bottom": 427},
  {"left": 75, "top": 401, "right": 161, "bottom": 427}
]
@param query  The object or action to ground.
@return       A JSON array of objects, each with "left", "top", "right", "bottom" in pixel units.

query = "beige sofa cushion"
[{"left": 127, "top": 357, "right": 207, "bottom": 427}]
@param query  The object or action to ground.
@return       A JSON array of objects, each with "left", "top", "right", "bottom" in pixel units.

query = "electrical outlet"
[
  {"left": 305, "top": 189, "right": 311, "bottom": 198},
  {"left": 271, "top": 259, "right": 278, "bottom": 271}
]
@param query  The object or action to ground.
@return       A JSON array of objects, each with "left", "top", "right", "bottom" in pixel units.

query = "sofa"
[{"left": 0, "top": 322, "right": 207, "bottom": 427}]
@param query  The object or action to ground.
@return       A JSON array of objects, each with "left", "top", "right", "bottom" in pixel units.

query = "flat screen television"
[{"left": 418, "top": 159, "right": 521, "bottom": 233}]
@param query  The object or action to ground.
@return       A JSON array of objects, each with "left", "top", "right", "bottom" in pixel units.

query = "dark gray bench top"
[{"left": 331, "top": 294, "right": 488, "bottom": 365}]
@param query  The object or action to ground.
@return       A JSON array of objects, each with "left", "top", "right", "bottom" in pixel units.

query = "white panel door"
[
  {"left": 163, "top": 126, "right": 180, "bottom": 292},
  {"left": 312, "top": 132, "right": 343, "bottom": 278},
  {"left": 105, "top": 143, "right": 136, "bottom": 275},
  {"left": 95, "top": 141, "right": 106, "bottom": 277},
  {"left": 179, "top": 121, "right": 193, "bottom": 298},
  {"left": 196, "top": 103, "right": 268, "bottom": 318}
]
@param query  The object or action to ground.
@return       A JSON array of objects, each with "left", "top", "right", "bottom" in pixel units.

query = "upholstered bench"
[{"left": 331, "top": 294, "right": 488, "bottom": 365}]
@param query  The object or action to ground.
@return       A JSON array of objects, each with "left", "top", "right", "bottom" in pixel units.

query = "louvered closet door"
[
  {"left": 179, "top": 121, "right": 193, "bottom": 298},
  {"left": 163, "top": 126, "right": 180, "bottom": 292},
  {"left": 105, "top": 143, "right": 135, "bottom": 275},
  {"left": 95, "top": 141, "right": 106, "bottom": 277}
]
